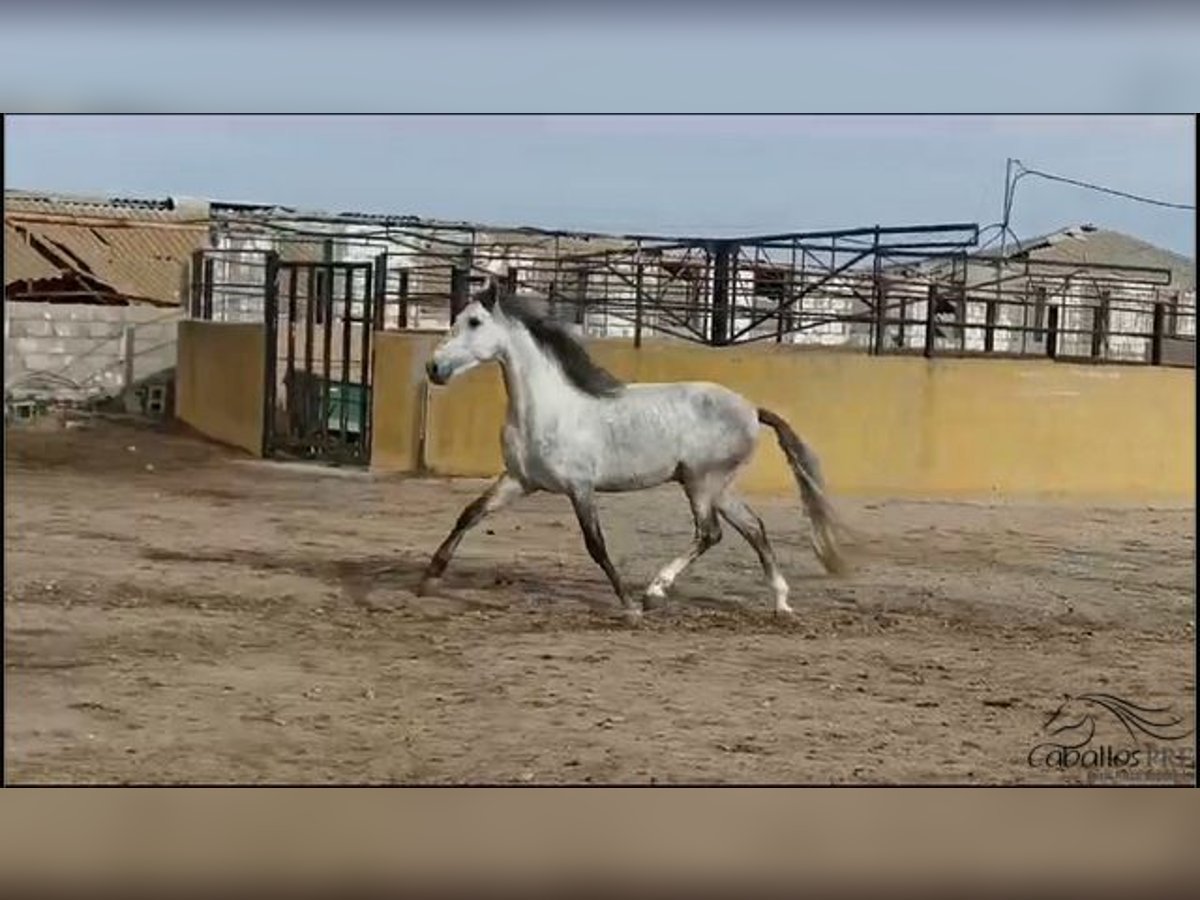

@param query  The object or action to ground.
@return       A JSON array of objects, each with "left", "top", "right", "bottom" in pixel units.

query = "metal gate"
[{"left": 262, "top": 254, "right": 380, "bottom": 464}]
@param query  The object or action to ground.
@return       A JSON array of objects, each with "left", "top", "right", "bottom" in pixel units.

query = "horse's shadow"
[
  {"left": 329, "top": 554, "right": 786, "bottom": 622},
  {"left": 674, "top": 592, "right": 744, "bottom": 613},
  {"left": 326, "top": 552, "right": 839, "bottom": 631},
  {"left": 331, "top": 554, "right": 618, "bottom": 615}
]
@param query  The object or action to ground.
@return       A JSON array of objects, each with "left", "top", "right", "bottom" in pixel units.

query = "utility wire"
[{"left": 1010, "top": 161, "right": 1195, "bottom": 212}]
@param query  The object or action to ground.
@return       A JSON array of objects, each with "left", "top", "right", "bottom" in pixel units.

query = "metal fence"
[{"left": 189, "top": 208, "right": 1195, "bottom": 368}]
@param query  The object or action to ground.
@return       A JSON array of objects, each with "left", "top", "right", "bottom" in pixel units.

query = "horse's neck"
[{"left": 499, "top": 328, "right": 579, "bottom": 431}]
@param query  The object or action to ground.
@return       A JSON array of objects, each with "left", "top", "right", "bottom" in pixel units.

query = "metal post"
[
  {"left": 373, "top": 252, "right": 388, "bottom": 331},
  {"left": 320, "top": 239, "right": 334, "bottom": 324},
  {"left": 505, "top": 266, "right": 519, "bottom": 294},
  {"left": 984, "top": 298, "right": 997, "bottom": 353},
  {"left": 923, "top": 284, "right": 937, "bottom": 358},
  {"left": 729, "top": 244, "right": 739, "bottom": 344},
  {"left": 1046, "top": 305, "right": 1059, "bottom": 360},
  {"left": 1151, "top": 301, "right": 1166, "bottom": 365},
  {"left": 575, "top": 265, "right": 587, "bottom": 327},
  {"left": 1020, "top": 282, "right": 1030, "bottom": 356},
  {"left": 262, "top": 252, "right": 280, "bottom": 457},
  {"left": 1090, "top": 291, "right": 1109, "bottom": 360},
  {"left": 795, "top": 242, "right": 805, "bottom": 337},
  {"left": 303, "top": 266, "right": 315, "bottom": 408},
  {"left": 956, "top": 284, "right": 967, "bottom": 353},
  {"left": 189, "top": 250, "right": 204, "bottom": 318},
  {"left": 711, "top": 242, "right": 732, "bottom": 346},
  {"left": 870, "top": 226, "right": 884, "bottom": 354},
  {"left": 358, "top": 266, "right": 372, "bottom": 461},
  {"left": 634, "top": 262, "right": 644, "bottom": 349},
  {"left": 997, "top": 157, "right": 1015, "bottom": 321},
  {"left": 776, "top": 264, "right": 792, "bottom": 344},
  {"left": 397, "top": 269, "right": 410, "bottom": 330},
  {"left": 449, "top": 265, "right": 470, "bottom": 324},
  {"left": 319, "top": 264, "right": 334, "bottom": 456},
  {"left": 285, "top": 267, "right": 297, "bottom": 427},
  {"left": 339, "top": 270, "right": 354, "bottom": 444},
  {"left": 552, "top": 235, "right": 562, "bottom": 321},
  {"left": 202, "top": 256, "right": 215, "bottom": 320},
  {"left": 779, "top": 240, "right": 797, "bottom": 344}
]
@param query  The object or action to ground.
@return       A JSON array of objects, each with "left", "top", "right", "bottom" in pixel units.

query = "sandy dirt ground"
[{"left": 4, "top": 417, "right": 1195, "bottom": 784}]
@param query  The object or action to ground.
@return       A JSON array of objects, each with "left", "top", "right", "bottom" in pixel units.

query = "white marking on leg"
[
  {"left": 772, "top": 573, "right": 793, "bottom": 615},
  {"left": 645, "top": 473, "right": 726, "bottom": 602},
  {"left": 648, "top": 554, "right": 692, "bottom": 597}
]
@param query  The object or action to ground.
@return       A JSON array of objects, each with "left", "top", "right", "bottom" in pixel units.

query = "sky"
[
  {"left": 1, "top": 6, "right": 1196, "bottom": 256},
  {"left": 6, "top": 115, "right": 1193, "bottom": 256}
]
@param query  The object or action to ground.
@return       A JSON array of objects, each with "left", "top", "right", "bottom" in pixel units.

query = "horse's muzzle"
[{"left": 426, "top": 359, "right": 448, "bottom": 385}]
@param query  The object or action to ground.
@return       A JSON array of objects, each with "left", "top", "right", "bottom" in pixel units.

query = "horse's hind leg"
[
  {"left": 716, "top": 493, "right": 793, "bottom": 616},
  {"left": 419, "top": 473, "right": 526, "bottom": 595},
  {"left": 643, "top": 471, "right": 727, "bottom": 609}
]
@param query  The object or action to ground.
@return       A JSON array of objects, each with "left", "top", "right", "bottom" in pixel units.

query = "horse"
[{"left": 418, "top": 280, "right": 846, "bottom": 624}]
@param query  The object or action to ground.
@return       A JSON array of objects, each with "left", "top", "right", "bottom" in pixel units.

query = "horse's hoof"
[
  {"left": 642, "top": 586, "right": 666, "bottom": 611},
  {"left": 622, "top": 606, "right": 644, "bottom": 627},
  {"left": 417, "top": 576, "right": 441, "bottom": 597}
]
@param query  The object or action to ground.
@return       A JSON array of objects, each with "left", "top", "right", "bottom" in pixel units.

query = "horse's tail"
[{"left": 757, "top": 408, "right": 847, "bottom": 576}]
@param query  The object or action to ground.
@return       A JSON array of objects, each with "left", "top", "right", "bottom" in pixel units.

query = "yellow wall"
[
  {"left": 367, "top": 333, "right": 1196, "bottom": 501},
  {"left": 370, "top": 331, "right": 442, "bottom": 472},
  {"left": 175, "top": 320, "right": 266, "bottom": 456}
]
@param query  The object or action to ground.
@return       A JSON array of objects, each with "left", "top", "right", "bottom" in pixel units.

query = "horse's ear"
[{"left": 478, "top": 276, "right": 499, "bottom": 310}]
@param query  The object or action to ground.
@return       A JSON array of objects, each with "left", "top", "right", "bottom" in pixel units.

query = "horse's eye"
[{"left": 467, "top": 317, "right": 482, "bottom": 329}]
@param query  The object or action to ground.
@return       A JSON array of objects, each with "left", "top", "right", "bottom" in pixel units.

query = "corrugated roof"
[
  {"left": 976, "top": 225, "right": 1195, "bottom": 291},
  {"left": 6, "top": 189, "right": 209, "bottom": 223},
  {"left": 3, "top": 223, "right": 60, "bottom": 282},
  {"left": 5, "top": 190, "right": 209, "bottom": 305}
]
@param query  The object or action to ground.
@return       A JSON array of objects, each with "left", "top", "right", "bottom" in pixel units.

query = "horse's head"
[{"left": 426, "top": 278, "right": 508, "bottom": 386}]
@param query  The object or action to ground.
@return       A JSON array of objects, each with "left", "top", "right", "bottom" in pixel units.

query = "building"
[
  {"left": 8, "top": 187, "right": 1193, "bottom": 420},
  {"left": 882, "top": 224, "right": 1195, "bottom": 363},
  {"left": 4, "top": 190, "right": 209, "bottom": 406}
]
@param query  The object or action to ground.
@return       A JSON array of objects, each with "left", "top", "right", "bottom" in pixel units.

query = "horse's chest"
[{"left": 502, "top": 418, "right": 591, "bottom": 489}]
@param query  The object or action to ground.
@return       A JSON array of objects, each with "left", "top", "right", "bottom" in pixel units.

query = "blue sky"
[
  {"left": 7, "top": 115, "right": 1193, "bottom": 255},
  {"left": 1, "top": 7, "right": 1195, "bottom": 255}
]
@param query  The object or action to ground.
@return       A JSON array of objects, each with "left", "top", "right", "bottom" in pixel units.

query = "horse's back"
[
  {"left": 608, "top": 381, "right": 759, "bottom": 475},
  {"left": 625, "top": 380, "right": 757, "bottom": 428}
]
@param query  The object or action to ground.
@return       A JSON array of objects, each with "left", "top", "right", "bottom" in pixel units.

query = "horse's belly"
[
  {"left": 593, "top": 456, "right": 679, "bottom": 492},
  {"left": 590, "top": 419, "right": 682, "bottom": 491}
]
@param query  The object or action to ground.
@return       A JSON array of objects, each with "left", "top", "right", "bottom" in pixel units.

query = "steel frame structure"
[{"left": 191, "top": 207, "right": 1194, "bottom": 368}]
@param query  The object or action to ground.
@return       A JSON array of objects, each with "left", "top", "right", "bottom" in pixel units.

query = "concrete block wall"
[{"left": 4, "top": 302, "right": 182, "bottom": 402}]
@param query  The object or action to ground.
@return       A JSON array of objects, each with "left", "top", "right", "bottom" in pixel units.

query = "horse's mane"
[{"left": 497, "top": 292, "right": 625, "bottom": 398}]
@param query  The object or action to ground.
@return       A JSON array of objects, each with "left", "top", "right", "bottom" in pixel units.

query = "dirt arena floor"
[{"left": 5, "top": 416, "right": 1195, "bottom": 784}]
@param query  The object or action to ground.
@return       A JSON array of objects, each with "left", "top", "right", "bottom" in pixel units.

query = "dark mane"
[{"left": 497, "top": 293, "right": 625, "bottom": 397}]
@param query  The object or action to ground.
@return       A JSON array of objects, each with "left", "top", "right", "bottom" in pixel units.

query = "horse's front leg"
[
  {"left": 419, "top": 473, "right": 527, "bottom": 595},
  {"left": 567, "top": 487, "right": 642, "bottom": 625}
]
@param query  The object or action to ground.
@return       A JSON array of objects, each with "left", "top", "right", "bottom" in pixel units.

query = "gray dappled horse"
[{"left": 419, "top": 281, "right": 845, "bottom": 624}]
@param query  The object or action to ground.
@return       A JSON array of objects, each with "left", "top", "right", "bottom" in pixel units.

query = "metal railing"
[{"left": 188, "top": 214, "right": 1195, "bottom": 368}]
